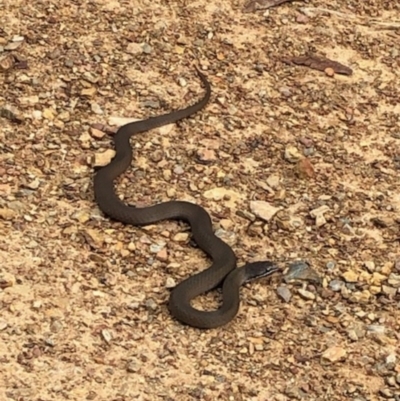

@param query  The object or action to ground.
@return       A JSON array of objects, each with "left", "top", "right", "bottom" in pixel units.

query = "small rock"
[
  {"left": 236, "top": 210, "right": 256, "bottom": 222},
  {"left": 32, "top": 300, "right": 42, "bottom": 309},
  {"left": 108, "top": 116, "right": 140, "bottom": 126},
  {"left": 322, "top": 346, "right": 347, "bottom": 363},
  {"left": 83, "top": 229, "right": 104, "bottom": 248},
  {"left": 8, "top": 36, "right": 24, "bottom": 48},
  {"left": 173, "top": 233, "right": 189, "bottom": 242},
  {"left": 173, "top": 165, "right": 184, "bottom": 175},
  {"left": 101, "top": 329, "right": 112, "bottom": 343},
  {"left": 310, "top": 205, "right": 330, "bottom": 227},
  {"left": 127, "top": 302, "right": 139, "bottom": 310},
  {"left": 42, "top": 108, "right": 55, "bottom": 120},
  {"left": 219, "top": 219, "right": 233, "bottom": 230},
  {"left": 166, "top": 188, "right": 176, "bottom": 198},
  {"left": 90, "top": 102, "right": 103, "bottom": 115},
  {"left": 249, "top": 201, "right": 281, "bottom": 222},
  {"left": 165, "top": 277, "right": 176, "bottom": 289},
  {"left": 350, "top": 290, "right": 371, "bottom": 303},
  {"left": 126, "top": 42, "right": 143, "bottom": 55},
  {"left": 79, "top": 131, "right": 92, "bottom": 143},
  {"left": 50, "top": 320, "right": 63, "bottom": 333},
  {"left": 0, "top": 208, "right": 17, "bottom": 220},
  {"left": 386, "top": 376, "right": 396, "bottom": 387},
  {"left": 145, "top": 298, "right": 157, "bottom": 311},
  {"left": 371, "top": 272, "right": 387, "bottom": 285},
  {"left": 32, "top": 110, "right": 42, "bottom": 120},
  {"left": 156, "top": 248, "right": 168, "bottom": 262},
  {"left": 90, "top": 127, "right": 106, "bottom": 139},
  {"left": 299, "top": 137, "right": 313, "bottom": 147},
  {"left": 341, "top": 223, "right": 355, "bottom": 235},
  {"left": 81, "top": 87, "right": 97, "bottom": 97},
  {"left": 71, "top": 210, "right": 91, "bottom": 224},
  {"left": 329, "top": 279, "right": 344, "bottom": 292},
  {"left": 284, "top": 261, "right": 321, "bottom": 284},
  {"left": 163, "top": 169, "right": 172, "bottom": 181},
  {"left": 278, "top": 86, "right": 292, "bottom": 97},
  {"left": 367, "top": 325, "right": 385, "bottom": 334},
  {"left": 324, "top": 67, "right": 335, "bottom": 77},
  {"left": 143, "top": 100, "right": 160, "bottom": 109},
  {"left": 274, "top": 212, "right": 303, "bottom": 231},
  {"left": 379, "top": 388, "right": 392, "bottom": 398},
  {"left": 126, "top": 358, "right": 141, "bottom": 373},
  {"left": 150, "top": 242, "right": 166, "bottom": 253},
  {"left": 266, "top": 175, "right": 280, "bottom": 188},
  {"left": 142, "top": 43, "right": 152, "bottom": 54},
  {"left": 381, "top": 261, "right": 392, "bottom": 275},
  {"left": 94, "top": 149, "right": 115, "bottom": 167},
  {"left": 364, "top": 261, "right": 375, "bottom": 272},
  {"left": 385, "top": 353, "right": 396, "bottom": 365},
  {"left": 284, "top": 145, "right": 302, "bottom": 163},
  {"left": 298, "top": 288, "right": 315, "bottom": 300},
  {"left": 382, "top": 285, "right": 396, "bottom": 297},
  {"left": 203, "top": 188, "right": 242, "bottom": 207},
  {"left": 215, "top": 229, "right": 236, "bottom": 246},
  {"left": 342, "top": 270, "right": 359, "bottom": 283},
  {"left": 19, "top": 95, "right": 39, "bottom": 106},
  {"left": 296, "top": 158, "right": 315, "bottom": 178},
  {"left": 158, "top": 124, "right": 174, "bottom": 135},
  {"left": 387, "top": 273, "right": 400, "bottom": 287},
  {"left": 277, "top": 286, "right": 292, "bottom": 302},
  {"left": 369, "top": 285, "right": 381, "bottom": 295},
  {"left": 347, "top": 329, "right": 359, "bottom": 342},
  {"left": 26, "top": 179, "right": 40, "bottom": 190},
  {"left": 0, "top": 273, "right": 15, "bottom": 289},
  {"left": 196, "top": 148, "right": 217, "bottom": 162}
]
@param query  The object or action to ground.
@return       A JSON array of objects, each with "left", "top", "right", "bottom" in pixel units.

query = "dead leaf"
[{"left": 283, "top": 55, "right": 353, "bottom": 75}]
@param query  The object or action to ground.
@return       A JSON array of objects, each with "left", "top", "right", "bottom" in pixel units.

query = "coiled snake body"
[{"left": 93, "top": 68, "right": 278, "bottom": 329}]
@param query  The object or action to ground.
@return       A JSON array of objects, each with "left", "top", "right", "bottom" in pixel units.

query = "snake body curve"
[{"left": 93, "top": 67, "right": 278, "bottom": 329}]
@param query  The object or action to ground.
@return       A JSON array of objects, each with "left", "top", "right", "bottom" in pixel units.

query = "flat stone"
[
  {"left": 94, "top": 149, "right": 115, "bottom": 167},
  {"left": 165, "top": 277, "right": 176, "bottom": 289},
  {"left": 277, "top": 286, "right": 292, "bottom": 302},
  {"left": 298, "top": 288, "right": 315, "bottom": 300},
  {"left": 322, "top": 346, "right": 347, "bottom": 363},
  {"left": 364, "top": 261, "right": 375, "bottom": 272},
  {"left": 173, "top": 233, "right": 189, "bottom": 242},
  {"left": 249, "top": 201, "right": 281, "bottom": 222},
  {"left": 342, "top": 270, "right": 359, "bottom": 283}
]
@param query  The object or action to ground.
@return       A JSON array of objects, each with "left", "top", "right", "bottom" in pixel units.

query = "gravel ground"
[{"left": 1, "top": 1, "right": 400, "bottom": 400}]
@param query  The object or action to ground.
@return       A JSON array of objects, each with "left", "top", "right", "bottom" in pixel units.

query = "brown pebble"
[
  {"left": 296, "top": 158, "right": 315, "bottom": 179},
  {"left": 325, "top": 67, "right": 335, "bottom": 77},
  {"left": 156, "top": 248, "right": 168, "bottom": 262},
  {"left": 90, "top": 127, "right": 106, "bottom": 139},
  {"left": 196, "top": 148, "right": 217, "bottom": 163},
  {"left": 322, "top": 346, "right": 347, "bottom": 363}
]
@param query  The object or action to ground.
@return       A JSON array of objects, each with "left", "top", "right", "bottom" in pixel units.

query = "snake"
[{"left": 93, "top": 67, "right": 279, "bottom": 329}]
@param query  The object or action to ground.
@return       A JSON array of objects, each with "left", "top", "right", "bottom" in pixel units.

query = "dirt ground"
[{"left": 1, "top": 0, "right": 400, "bottom": 400}]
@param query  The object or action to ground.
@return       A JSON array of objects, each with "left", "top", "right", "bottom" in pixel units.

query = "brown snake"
[{"left": 93, "top": 67, "right": 278, "bottom": 328}]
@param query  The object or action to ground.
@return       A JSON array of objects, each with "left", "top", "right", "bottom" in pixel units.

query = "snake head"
[{"left": 243, "top": 260, "right": 280, "bottom": 283}]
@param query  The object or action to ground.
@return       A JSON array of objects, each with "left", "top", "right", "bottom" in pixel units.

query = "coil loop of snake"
[{"left": 93, "top": 67, "right": 279, "bottom": 329}]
